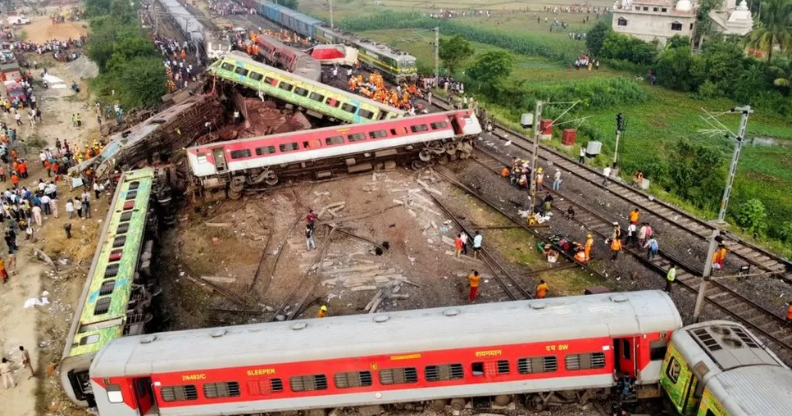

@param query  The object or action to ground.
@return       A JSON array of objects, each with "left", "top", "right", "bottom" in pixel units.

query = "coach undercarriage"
[{"left": 202, "top": 138, "right": 475, "bottom": 199}]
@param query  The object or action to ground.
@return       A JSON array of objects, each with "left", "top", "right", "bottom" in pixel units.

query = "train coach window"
[
  {"left": 105, "top": 263, "right": 120, "bottom": 278},
  {"left": 255, "top": 146, "right": 276, "bottom": 155},
  {"left": 290, "top": 375, "right": 328, "bottom": 392},
  {"left": 518, "top": 356, "right": 558, "bottom": 374},
  {"left": 359, "top": 109, "right": 375, "bottom": 120},
  {"left": 341, "top": 103, "right": 358, "bottom": 114},
  {"left": 203, "top": 382, "right": 241, "bottom": 399},
  {"left": 264, "top": 77, "right": 277, "bottom": 85},
  {"left": 334, "top": 371, "right": 373, "bottom": 389},
  {"left": 369, "top": 130, "right": 388, "bottom": 139},
  {"left": 471, "top": 362, "right": 484, "bottom": 376},
  {"left": 309, "top": 92, "right": 325, "bottom": 102},
  {"left": 303, "top": 139, "right": 321, "bottom": 149},
  {"left": 120, "top": 212, "right": 133, "bottom": 222},
  {"left": 106, "top": 384, "right": 124, "bottom": 404},
  {"left": 410, "top": 124, "right": 429, "bottom": 133},
  {"left": 234, "top": 67, "right": 249, "bottom": 77},
  {"left": 280, "top": 143, "right": 300, "bottom": 153},
  {"left": 294, "top": 87, "right": 309, "bottom": 97},
  {"left": 94, "top": 297, "right": 111, "bottom": 315},
  {"left": 379, "top": 367, "right": 418, "bottom": 385},
  {"left": 425, "top": 364, "right": 464, "bottom": 382},
  {"left": 430, "top": 121, "right": 449, "bottom": 130},
  {"left": 99, "top": 280, "right": 115, "bottom": 296},
  {"left": 650, "top": 339, "right": 668, "bottom": 360},
  {"left": 326, "top": 98, "right": 341, "bottom": 108},
  {"left": 79, "top": 334, "right": 100, "bottom": 345},
  {"left": 497, "top": 360, "right": 510, "bottom": 374},
  {"left": 161, "top": 385, "right": 198, "bottom": 402},
  {"left": 116, "top": 223, "right": 129, "bottom": 234},
  {"left": 128, "top": 181, "right": 140, "bottom": 190},
  {"left": 325, "top": 136, "right": 345, "bottom": 146},
  {"left": 565, "top": 352, "right": 606, "bottom": 371},
  {"left": 230, "top": 149, "right": 252, "bottom": 159},
  {"left": 279, "top": 82, "right": 294, "bottom": 92},
  {"left": 247, "top": 378, "right": 284, "bottom": 395},
  {"left": 220, "top": 62, "right": 235, "bottom": 72},
  {"left": 125, "top": 190, "right": 137, "bottom": 200},
  {"left": 112, "top": 236, "right": 126, "bottom": 248},
  {"left": 249, "top": 72, "right": 263, "bottom": 81},
  {"left": 348, "top": 133, "right": 366, "bottom": 142}
]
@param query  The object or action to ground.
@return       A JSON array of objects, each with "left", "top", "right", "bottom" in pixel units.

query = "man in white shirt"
[{"left": 602, "top": 165, "right": 612, "bottom": 186}]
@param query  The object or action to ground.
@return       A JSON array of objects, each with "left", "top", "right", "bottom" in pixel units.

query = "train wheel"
[
  {"left": 264, "top": 171, "right": 279, "bottom": 186},
  {"left": 526, "top": 394, "right": 544, "bottom": 411},
  {"left": 494, "top": 395, "right": 511, "bottom": 406},
  {"left": 450, "top": 398, "right": 466, "bottom": 411},
  {"left": 419, "top": 149, "right": 432, "bottom": 162},
  {"left": 228, "top": 188, "right": 243, "bottom": 200},
  {"left": 429, "top": 399, "right": 447, "bottom": 412},
  {"left": 230, "top": 176, "right": 246, "bottom": 193}
]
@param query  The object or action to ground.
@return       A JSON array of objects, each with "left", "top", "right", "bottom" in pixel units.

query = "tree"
[
  {"left": 600, "top": 32, "right": 658, "bottom": 65},
  {"left": 655, "top": 47, "right": 706, "bottom": 91},
  {"left": 694, "top": 0, "right": 724, "bottom": 47},
  {"left": 586, "top": 19, "right": 611, "bottom": 57},
  {"left": 106, "top": 36, "right": 159, "bottom": 74},
  {"left": 665, "top": 35, "right": 692, "bottom": 50},
  {"left": 744, "top": 0, "right": 792, "bottom": 60},
  {"left": 117, "top": 57, "right": 167, "bottom": 109},
  {"left": 467, "top": 51, "right": 514, "bottom": 84},
  {"left": 85, "top": 17, "right": 121, "bottom": 73},
  {"left": 733, "top": 198, "right": 768, "bottom": 234},
  {"left": 438, "top": 35, "right": 474, "bottom": 75},
  {"left": 666, "top": 139, "right": 726, "bottom": 211}
]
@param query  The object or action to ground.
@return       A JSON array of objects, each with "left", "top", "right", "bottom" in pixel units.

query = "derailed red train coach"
[{"left": 89, "top": 291, "right": 682, "bottom": 416}]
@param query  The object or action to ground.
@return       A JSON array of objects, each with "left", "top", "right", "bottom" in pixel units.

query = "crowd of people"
[
  {"left": 347, "top": 71, "right": 425, "bottom": 112},
  {"left": 208, "top": 0, "right": 248, "bottom": 16}
]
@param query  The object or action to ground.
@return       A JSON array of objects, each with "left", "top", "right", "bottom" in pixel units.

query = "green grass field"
[{"left": 298, "top": 0, "right": 792, "bottom": 254}]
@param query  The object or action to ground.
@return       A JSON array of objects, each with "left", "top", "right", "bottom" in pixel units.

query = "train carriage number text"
[
  {"left": 546, "top": 344, "right": 569, "bottom": 351},
  {"left": 247, "top": 368, "right": 276, "bottom": 376}
]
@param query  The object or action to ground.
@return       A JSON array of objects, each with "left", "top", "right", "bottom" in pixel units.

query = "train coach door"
[
  {"left": 615, "top": 337, "right": 637, "bottom": 378},
  {"left": 212, "top": 148, "right": 228, "bottom": 173},
  {"left": 133, "top": 377, "right": 157, "bottom": 415}
]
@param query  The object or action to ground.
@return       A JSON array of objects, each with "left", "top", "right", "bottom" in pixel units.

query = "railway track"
[
  {"left": 431, "top": 97, "right": 792, "bottom": 285},
  {"left": 470, "top": 145, "right": 792, "bottom": 356}
]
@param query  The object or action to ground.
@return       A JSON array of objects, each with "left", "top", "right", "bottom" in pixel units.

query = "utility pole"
[
  {"left": 693, "top": 229, "right": 720, "bottom": 322},
  {"left": 528, "top": 101, "right": 543, "bottom": 216},
  {"left": 329, "top": 0, "right": 334, "bottom": 30},
  {"left": 433, "top": 27, "right": 440, "bottom": 86},
  {"left": 717, "top": 105, "right": 752, "bottom": 223}
]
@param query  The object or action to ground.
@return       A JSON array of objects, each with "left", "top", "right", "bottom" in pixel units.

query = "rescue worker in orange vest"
[
  {"left": 468, "top": 270, "right": 481, "bottom": 302},
  {"left": 712, "top": 245, "right": 727, "bottom": 271},
  {"left": 584, "top": 234, "right": 594, "bottom": 262},
  {"left": 610, "top": 237, "right": 622, "bottom": 261},
  {"left": 786, "top": 302, "right": 792, "bottom": 327},
  {"left": 535, "top": 279, "right": 549, "bottom": 299},
  {"left": 629, "top": 208, "right": 640, "bottom": 225},
  {"left": 501, "top": 166, "right": 510, "bottom": 178},
  {"left": 317, "top": 305, "right": 328, "bottom": 318}
]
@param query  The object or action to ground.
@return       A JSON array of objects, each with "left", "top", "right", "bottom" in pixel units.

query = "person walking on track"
[
  {"left": 468, "top": 270, "right": 481, "bottom": 302},
  {"left": 665, "top": 265, "right": 676, "bottom": 293}
]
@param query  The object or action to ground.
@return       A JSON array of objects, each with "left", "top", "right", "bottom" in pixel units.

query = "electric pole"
[
  {"left": 329, "top": 0, "right": 334, "bottom": 30},
  {"left": 433, "top": 27, "right": 439, "bottom": 86},
  {"left": 693, "top": 229, "right": 720, "bottom": 322},
  {"left": 528, "top": 101, "right": 543, "bottom": 216},
  {"left": 692, "top": 105, "right": 752, "bottom": 321},
  {"left": 717, "top": 105, "right": 752, "bottom": 223}
]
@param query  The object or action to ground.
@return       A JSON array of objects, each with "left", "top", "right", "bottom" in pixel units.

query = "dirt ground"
[
  {"left": 0, "top": 11, "right": 105, "bottom": 416},
  {"left": 21, "top": 15, "right": 87, "bottom": 44}
]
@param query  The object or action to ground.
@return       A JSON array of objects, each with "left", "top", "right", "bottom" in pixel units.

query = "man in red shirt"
[{"left": 306, "top": 209, "right": 317, "bottom": 230}]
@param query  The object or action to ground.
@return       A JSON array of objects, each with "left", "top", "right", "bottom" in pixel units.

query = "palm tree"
[{"left": 745, "top": 0, "right": 792, "bottom": 60}]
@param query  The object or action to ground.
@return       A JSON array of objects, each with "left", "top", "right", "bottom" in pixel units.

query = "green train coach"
[
  {"left": 209, "top": 51, "right": 405, "bottom": 123},
  {"left": 660, "top": 321, "right": 792, "bottom": 416},
  {"left": 60, "top": 168, "right": 159, "bottom": 408}
]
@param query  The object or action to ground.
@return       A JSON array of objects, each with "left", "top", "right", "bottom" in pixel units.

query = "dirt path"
[{"left": 0, "top": 32, "right": 103, "bottom": 413}]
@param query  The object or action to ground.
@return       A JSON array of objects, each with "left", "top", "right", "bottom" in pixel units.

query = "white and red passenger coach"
[
  {"left": 186, "top": 109, "right": 481, "bottom": 195},
  {"left": 90, "top": 291, "right": 682, "bottom": 416}
]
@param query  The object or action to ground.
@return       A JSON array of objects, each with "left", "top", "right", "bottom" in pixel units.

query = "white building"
[
  {"left": 709, "top": 0, "right": 753, "bottom": 36},
  {"left": 612, "top": 0, "right": 697, "bottom": 45},
  {"left": 612, "top": 0, "right": 754, "bottom": 45}
]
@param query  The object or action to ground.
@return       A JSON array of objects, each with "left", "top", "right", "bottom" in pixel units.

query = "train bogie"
[{"left": 90, "top": 292, "right": 683, "bottom": 416}]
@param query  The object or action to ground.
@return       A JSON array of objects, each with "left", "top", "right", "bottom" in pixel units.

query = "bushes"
[
  {"left": 734, "top": 199, "right": 769, "bottom": 235},
  {"left": 599, "top": 32, "right": 657, "bottom": 65}
]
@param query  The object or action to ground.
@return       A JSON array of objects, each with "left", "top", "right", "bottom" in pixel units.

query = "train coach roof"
[
  {"left": 709, "top": 365, "right": 792, "bottom": 416},
  {"left": 91, "top": 291, "right": 681, "bottom": 377}
]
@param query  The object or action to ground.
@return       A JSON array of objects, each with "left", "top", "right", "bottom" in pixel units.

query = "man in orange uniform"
[
  {"left": 535, "top": 280, "right": 549, "bottom": 299},
  {"left": 317, "top": 305, "right": 327, "bottom": 318},
  {"left": 629, "top": 208, "right": 640, "bottom": 224},
  {"left": 786, "top": 302, "right": 792, "bottom": 327},
  {"left": 468, "top": 270, "right": 481, "bottom": 302},
  {"left": 712, "top": 245, "right": 727, "bottom": 270},
  {"left": 584, "top": 234, "right": 593, "bottom": 261},
  {"left": 610, "top": 237, "right": 622, "bottom": 261},
  {"left": 0, "top": 256, "right": 7, "bottom": 283},
  {"left": 10, "top": 172, "right": 19, "bottom": 188}
]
